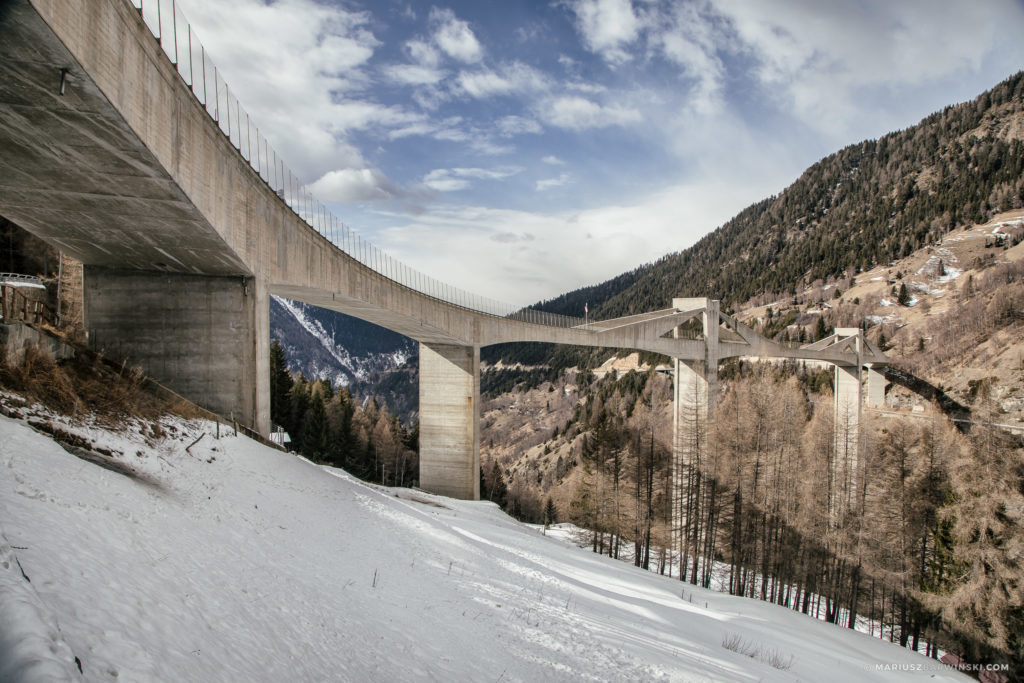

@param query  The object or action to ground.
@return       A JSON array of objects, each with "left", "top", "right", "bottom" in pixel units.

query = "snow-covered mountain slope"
[
  {"left": 0, "top": 407, "right": 969, "bottom": 682},
  {"left": 270, "top": 294, "right": 415, "bottom": 387}
]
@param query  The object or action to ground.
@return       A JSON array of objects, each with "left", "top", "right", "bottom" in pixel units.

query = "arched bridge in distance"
[{"left": 0, "top": 0, "right": 887, "bottom": 501}]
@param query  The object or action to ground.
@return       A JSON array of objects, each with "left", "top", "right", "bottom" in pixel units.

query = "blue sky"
[{"left": 181, "top": 0, "right": 1024, "bottom": 307}]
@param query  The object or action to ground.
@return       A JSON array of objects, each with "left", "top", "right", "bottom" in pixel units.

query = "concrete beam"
[
  {"left": 418, "top": 343, "right": 480, "bottom": 500},
  {"left": 83, "top": 267, "right": 269, "bottom": 433}
]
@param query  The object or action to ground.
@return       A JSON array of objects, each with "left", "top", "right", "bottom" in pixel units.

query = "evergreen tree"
[
  {"left": 898, "top": 283, "right": 911, "bottom": 306},
  {"left": 269, "top": 338, "right": 293, "bottom": 429},
  {"left": 488, "top": 461, "right": 508, "bottom": 508},
  {"left": 288, "top": 378, "right": 311, "bottom": 449},
  {"left": 302, "top": 390, "right": 329, "bottom": 459},
  {"left": 814, "top": 315, "right": 829, "bottom": 341},
  {"left": 327, "top": 389, "right": 355, "bottom": 469},
  {"left": 543, "top": 497, "right": 557, "bottom": 529}
]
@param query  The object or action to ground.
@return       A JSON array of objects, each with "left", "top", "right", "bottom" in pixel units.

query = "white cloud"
[
  {"left": 384, "top": 39, "right": 446, "bottom": 87},
  {"left": 648, "top": 1, "right": 726, "bottom": 115},
  {"left": 536, "top": 173, "right": 571, "bottom": 191},
  {"left": 455, "top": 62, "right": 548, "bottom": 98},
  {"left": 309, "top": 168, "right": 399, "bottom": 202},
  {"left": 712, "top": 0, "right": 1024, "bottom": 137},
  {"left": 430, "top": 7, "right": 483, "bottom": 63},
  {"left": 455, "top": 69, "right": 515, "bottom": 98},
  {"left": 422, "top": 173, "right": 471, "bottom": 193},
  {"left": 383, "top": 63, "right": 446, "bottom": 86},
  {"left": 496, "top": 115, "right": 542, "bottom": 137},
  {"left": 406, "top": 39, "right": 440, "bottom": 67},
  {"left": 375, "top": 173, "right": 776, "bottom": 306},
  {"left": 542, "top": 155, "right": 565, "bottom": 165},
  {"left": 423, "top": 167, "right": 523, "bottom": 192},
  {"left": 179, "top": 0, "right": 403, "bottom": 187},
  {"left": 566, "top": 0, "right": 641, "bottom": 65},
  {"left": 538, "top": 96, "right": 642, "bottom": 130},
  {"left": 397, "top": 120, "right": 511, "bottom": 155}
]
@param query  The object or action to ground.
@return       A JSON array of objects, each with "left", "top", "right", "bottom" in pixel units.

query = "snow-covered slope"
[
  {"left": 270, "top": 294, "right": 415, "bottom": 388},
  {"left": 0, "top": 408, "right": 968, "bottom": 682}
]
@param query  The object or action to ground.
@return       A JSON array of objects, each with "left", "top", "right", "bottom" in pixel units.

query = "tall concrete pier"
[
  {"left": 418, "top": 344, "right": 480, "bottom": 499},
  {"left": 668, "top": 309, "right": 889, "bottom": 545}
]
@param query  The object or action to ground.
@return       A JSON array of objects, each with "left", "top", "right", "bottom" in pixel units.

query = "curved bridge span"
[{"left": 0, "top": 0, "right": 887, "bottom": 499}]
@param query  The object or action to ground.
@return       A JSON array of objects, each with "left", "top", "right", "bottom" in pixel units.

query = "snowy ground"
[{"left": 0, "top": 406, "right": 970, "bottom": 682}]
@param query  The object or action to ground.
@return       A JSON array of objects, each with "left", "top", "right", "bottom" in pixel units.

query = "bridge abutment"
[
  {"left": 83, "top": 267, "right": 269, "bottom": 433},
  {"left": 418, "top": 342, "right": 480, "bottom": 500}
]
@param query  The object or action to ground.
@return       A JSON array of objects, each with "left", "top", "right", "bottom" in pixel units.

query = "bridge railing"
[{"left": 127, "top": 0, "right": 584, "bottom": 329}]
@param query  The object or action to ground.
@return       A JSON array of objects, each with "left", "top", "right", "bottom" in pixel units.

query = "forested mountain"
[
  {"left": 270, "top": 295, "right": 415, "bottom": 390},
  {"left": 471, "top": 72, "right": 1024, "bottom": 676},
  {"left": 564, "top": 72, "right": 1024, "bottom": 321}
]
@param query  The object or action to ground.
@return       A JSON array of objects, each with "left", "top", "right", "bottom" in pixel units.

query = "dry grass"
[
  {"left": 721, "top": 633, "right": 794, "bottom": 671},
  {"left": 0, "top": 343, "right": 181, "bottom": 423}
]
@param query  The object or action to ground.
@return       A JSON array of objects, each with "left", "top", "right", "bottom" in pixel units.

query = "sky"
[{"left": 177, "top": 0, "right": 1024, "bottom": 308}]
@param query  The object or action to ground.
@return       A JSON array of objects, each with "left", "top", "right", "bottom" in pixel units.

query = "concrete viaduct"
[{"left": 0, "top": 0, "right": 887, "bottom": 502}]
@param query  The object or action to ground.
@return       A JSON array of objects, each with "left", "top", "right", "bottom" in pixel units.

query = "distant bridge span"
[{"left": 0, "top": 0, "right": 886, "bottom": 500}]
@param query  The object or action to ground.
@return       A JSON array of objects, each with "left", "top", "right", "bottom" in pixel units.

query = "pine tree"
[
  {"left": 288, "top": 377, "right": 311, "bottom": 448},
  {"left": 898, "top": 283, "right": 911, "bottom": 306},
  {"left": 815, "top": 315, "right": 829, "bottom": 341},
  {"left": 543, "top": 497, "right": 557, "bottom": 529},
  {"left": 302, "top": 390, "right": 329, "bottom": 460},
  {"left": 269, "top": 338, "right": 293, "bottom": 429},
  {"left": 488, "top": 461, "right": 508, "bottom": 508}
]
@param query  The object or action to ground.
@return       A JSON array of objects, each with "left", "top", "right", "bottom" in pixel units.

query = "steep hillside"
[
  {"left": 270, "top": 295, "right": 415, "bottom": 388},
  {"left": 0, "top": 401, "right": 972, "bottom": 682},
  {"left": 595, "top": 72, "right": 1024, "bottom": 319}
]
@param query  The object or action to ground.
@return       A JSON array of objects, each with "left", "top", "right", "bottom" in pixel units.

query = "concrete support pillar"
[
  {"left": 83, "top": 266, "right": 269, "bottom": 434},
  {"left": 418, "top": 342, "right": 480, "bottom": 500},
  {"left": 832, "top": 363, "right": 862, "bottom": 516},
  {"left": 669, "top": 298, "right": 719, "bottom": 575},
  {"left": 866, "top": 364, "right": 885, "bottom": 408}
]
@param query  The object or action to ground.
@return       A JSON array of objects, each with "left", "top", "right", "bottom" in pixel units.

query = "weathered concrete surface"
[
  {"left": 418, "top": 343, "right": 479, "bottom": 500},
  {"left": 0, "top": 0, "right": 251, "bottom": 276},
  {"left": 84, "top": 267, "right": 267, "bottom": 430},
  {"left": 867, "top": 364, "right": 885, "bottom": 408},
  {"left": 0, "top": 322, "right": 75, "bottom": 366}
]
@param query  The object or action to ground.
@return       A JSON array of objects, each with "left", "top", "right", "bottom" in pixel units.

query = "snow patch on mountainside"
[
  {"left": 270, "top": 295, "right": 415, "bottom": 388},
  {"left": 272, "top": 295, "right": 362, "bottom": 382}
]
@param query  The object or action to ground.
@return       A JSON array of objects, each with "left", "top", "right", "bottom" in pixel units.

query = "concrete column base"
[
  {"left": 83, "top": 267, "right": 269, "bottom": 433},
  {"left": 418, "top": 342, "right": 480, "bottom": 500}
]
